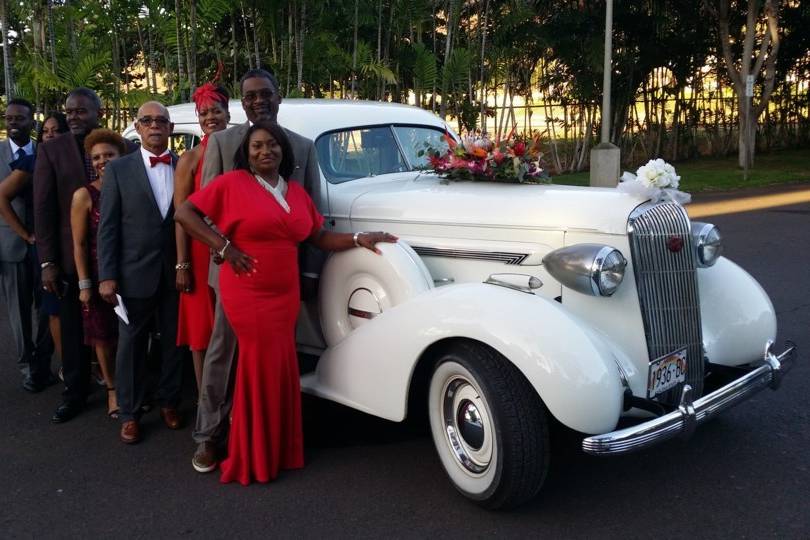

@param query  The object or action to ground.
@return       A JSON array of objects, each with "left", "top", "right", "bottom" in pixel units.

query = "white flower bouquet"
[{"left": 617, "top": 158, "right": 691, "bottom": 205}]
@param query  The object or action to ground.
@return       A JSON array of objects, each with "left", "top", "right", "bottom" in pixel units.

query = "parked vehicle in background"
[{"left": 124, "top": 100, "right": 796, "bottom": 509}]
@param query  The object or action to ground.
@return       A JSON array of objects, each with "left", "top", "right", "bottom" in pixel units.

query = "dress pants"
[
  {"left": 0, "top": 253, "right": 53, "bottom": 383},
  {"left": 60, "top": 274, "right": 91, "bottom": 404},
  {"left": 116, "top": 274, "right": 182, "bottom": 422},
  {"left": 192, "top": 292, "right": 237, "bottom": 444}
]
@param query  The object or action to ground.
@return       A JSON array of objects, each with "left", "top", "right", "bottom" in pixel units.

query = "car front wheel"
[{"left": 427, "top": 342, "right": 550, "bottom": 509}]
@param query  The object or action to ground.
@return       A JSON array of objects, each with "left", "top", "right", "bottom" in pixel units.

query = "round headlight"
[
  {"left": 543, "top": 244, "right": 627, "bottom": 297},
  {"left": 594, "top": 248, "right": 628, "bottom": 296},
  {"left": 691, "top": 222, "right": 723, "bottom": 267}
]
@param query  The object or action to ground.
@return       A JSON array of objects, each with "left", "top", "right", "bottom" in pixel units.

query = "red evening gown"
[
  {"left": 188, "top": 170, "right": 323, "bottom": 485},
  {"left": 177, "top": 136, "right": 216, "bottom": 350}
]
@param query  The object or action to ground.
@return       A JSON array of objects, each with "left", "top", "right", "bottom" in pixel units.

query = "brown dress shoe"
[
  {"left": 120, "top": 420, "right": 140, "bottom": 444},
  {"left": 191, "top": 442, "right": 218, "bottom": 473},
  {"left": 160, "top": 407, "right": 182, "bottom": 430}
]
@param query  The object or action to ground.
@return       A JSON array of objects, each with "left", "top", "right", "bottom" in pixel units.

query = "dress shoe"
[
  {"left": 191, "top": 442, "right": 218, "bottom": 473},
  {"left": 51, "top": 402, "right": 83, "bottom": 424},
  {"left": 160, "top": 407, "right": 182, "bottom": 430},
  {"left": 23, "top": 373, "right": 59, "bottom": 392},
  {"left": 120, "top": 420, "right": 140, "bottom": 444}
]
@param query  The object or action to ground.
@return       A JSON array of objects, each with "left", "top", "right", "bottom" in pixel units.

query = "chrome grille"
[{"left": 628, "top": 203, "right": 704, "bottom": 403}]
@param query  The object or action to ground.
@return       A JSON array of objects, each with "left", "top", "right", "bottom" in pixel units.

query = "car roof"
[{"left": 123, "top": 99, "right": 450, "bottom": 141}]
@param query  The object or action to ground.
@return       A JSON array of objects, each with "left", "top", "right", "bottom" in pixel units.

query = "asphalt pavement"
[{"left": 1, "top": 184, "right": 808, "bottom": 539}]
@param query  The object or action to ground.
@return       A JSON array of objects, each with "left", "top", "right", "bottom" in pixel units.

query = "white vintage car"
[{"left": 124, "top": 100, "right": 796, "bottom": 509}]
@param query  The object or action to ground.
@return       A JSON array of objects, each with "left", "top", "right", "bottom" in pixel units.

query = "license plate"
[{"left": 647, "top": 348, "right": 687, "bottom": 399}]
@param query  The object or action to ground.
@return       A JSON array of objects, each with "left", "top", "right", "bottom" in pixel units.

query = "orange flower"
[{"left": 471, "top": 147, "right": 488, "bottom": 158}]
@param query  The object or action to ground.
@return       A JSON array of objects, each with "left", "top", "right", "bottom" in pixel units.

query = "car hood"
[{"left": 349, "top": 173, "right": 646, "bottom": 235}]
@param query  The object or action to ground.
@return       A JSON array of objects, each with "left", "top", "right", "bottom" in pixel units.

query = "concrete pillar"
[{"left": 589, "top": 142, "right": 621, "bottom": 187}]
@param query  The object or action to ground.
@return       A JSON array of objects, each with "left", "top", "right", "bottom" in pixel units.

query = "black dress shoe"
[
  {"left": 51, "top": 402, "right": 83, "bottom": 424},
  {"left": 23, "top": 378, "right": 47, "bottom": 393},
  {"left": 22, "top": 374, "right": 58, "bottom": 393}
]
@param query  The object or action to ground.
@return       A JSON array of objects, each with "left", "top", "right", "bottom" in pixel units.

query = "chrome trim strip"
[
  {"left": 582, "top": 341, "right": 796, "bottom": 456},
  {"left": 412, "top": 245, "right": 529, "bottom": 265}
]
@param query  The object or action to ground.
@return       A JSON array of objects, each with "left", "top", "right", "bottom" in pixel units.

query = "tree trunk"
[
  {"left": 189, "top": 0, "right": 198, "bottom": 93},
  {"left": 716, "top": 0, "right": 781, "bottom": 170},
  {"left": 252, "top": 1, "right": 261, "bottom": 69},
  {"left": 231, "top": 10, "right": 239, "bottom": 90},
  {"left": 47, "top": 0, "right": 57, "bottom": 73},
  {"left": 294, "top": 0, "right": 306, "bottom": 93},
  {"left": 147, "top": 20, "right": 158, "bottom": 93},
  {"left": 479, "top": 0, "right": 490, "bottom": 133},
  {"left": 1, "top": 0, "right": 15, "bottom": 98},
  {"left": 350, "top": 0, "right": 358, "bottom": 98},
  {"left": 240, "top": 1, "right": 254, "bottom": 69},
  {"left": 439, "top": 0, "right": 457, "bottom": 119},
  {"left": 175, "top": 0, "right": 185, "bottom": 101}
]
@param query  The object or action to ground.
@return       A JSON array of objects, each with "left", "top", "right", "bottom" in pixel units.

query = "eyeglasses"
[
  {"left": 138, "top": 116, "right": 170, "bottom": 126},
  {"left": 241, "top": 89, "right": 275, "bottom": 103}
]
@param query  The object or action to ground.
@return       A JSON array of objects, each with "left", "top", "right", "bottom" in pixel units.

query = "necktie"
[
  {"left": 149, "top": 154, "right": 172, "bottom": 167},
  {"left": 16, "top": 148, "right": 25, "bottom": 159}
]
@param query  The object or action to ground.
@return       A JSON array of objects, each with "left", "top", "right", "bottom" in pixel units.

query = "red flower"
[{"left": 513, "top": 141, "right": 526, "bottom": 157}]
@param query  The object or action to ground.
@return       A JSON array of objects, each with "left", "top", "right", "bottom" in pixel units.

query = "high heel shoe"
[{"left": 106, "top": 388, "right": 119, "bottom": 419}]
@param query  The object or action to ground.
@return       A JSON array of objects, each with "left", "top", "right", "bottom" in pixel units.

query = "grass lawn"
[{"left": 552, "top": 148, "right": 810, "bottom": 192}]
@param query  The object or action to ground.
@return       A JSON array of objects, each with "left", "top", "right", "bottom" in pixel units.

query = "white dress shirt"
[
  {"left": 140, "top": 147, "right": 174, "bottom": 219},
  {"left": 9, "top": 139, "right": 34, "bottom": 158}
]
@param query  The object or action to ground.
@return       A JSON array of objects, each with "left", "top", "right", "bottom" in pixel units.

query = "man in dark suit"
[
  {"left": 1, "top": 98, "right": 54, "bottom": 391},
  {"left": 98, "top": 101, "right": 183, "bottom": 444},
  {"left": 191, "top": 68, "right": 322, "bottom": 472},
  {"left": 34, "top": 88, "right": 112, "bottom": 423}
]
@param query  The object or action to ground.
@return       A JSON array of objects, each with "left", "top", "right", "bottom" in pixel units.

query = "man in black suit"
[
  {"left": 98, "top": 101, "right": 183, "bottom": 444},
  {"left": 0, "top": 98, "right": 54, "bottom": 391},
  {"left": 35, "top": 88, "right": 116, "bottom": 423}
]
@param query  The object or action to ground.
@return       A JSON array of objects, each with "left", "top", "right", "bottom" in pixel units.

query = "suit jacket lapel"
[
  {"left": 132, "top": 152, "right": 164, "bottom": 222},
  {"left": 0, "top": 141, "right": 12, "bottom": 174}
]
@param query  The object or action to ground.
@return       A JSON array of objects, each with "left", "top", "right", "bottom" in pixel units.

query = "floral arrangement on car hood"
[
  {"left": 617, "top": 158, "right": 691, "bottom": 205},
  {"left": 421, "top": 132, "right": 551, "bottom": 184}
]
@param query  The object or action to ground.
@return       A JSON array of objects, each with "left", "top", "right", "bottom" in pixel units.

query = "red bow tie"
[{"left": 149, "top": 154, "right": 172, "bottom": 167}]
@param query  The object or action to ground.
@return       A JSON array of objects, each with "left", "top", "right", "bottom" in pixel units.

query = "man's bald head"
[
  {"left": 135, "top": 101, "right": 173, "bottom": 154},
  {"left": 137, "top": 101, "right": 170, "bottom": 119}
]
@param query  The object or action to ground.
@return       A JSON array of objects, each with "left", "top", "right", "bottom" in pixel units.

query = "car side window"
[
  {"left": 168, "top": 133, "right": 200, "bottom": 155},
  {"left": 316, "top": 127, "right": 408, "bottom": 184},
  {"left": 392, "top": 126, "right": 448, "bottom": 170}
]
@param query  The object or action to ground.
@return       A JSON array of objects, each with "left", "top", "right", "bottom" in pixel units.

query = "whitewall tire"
[{"left": 427, "top": 342, "right": 550, "bottom": 509}]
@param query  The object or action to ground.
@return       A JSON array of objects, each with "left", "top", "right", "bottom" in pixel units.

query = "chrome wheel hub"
[{"left": 442, "top": 377, "right": 493, "bottom": 475}]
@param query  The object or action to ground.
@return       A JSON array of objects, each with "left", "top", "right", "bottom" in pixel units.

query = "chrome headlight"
[
  {"left": 543, "top": 244, "right": 627, "bottom": 297},
  {"left": 691, "top": 222, "right": 723, "bottom": 267}
]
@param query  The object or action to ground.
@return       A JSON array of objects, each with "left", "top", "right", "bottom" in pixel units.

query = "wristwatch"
[{"left": 175, "top": 262, "right": 191, "bottom": 270}]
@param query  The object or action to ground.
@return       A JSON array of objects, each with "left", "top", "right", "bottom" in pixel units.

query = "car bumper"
[{"left": 582, "top": 340, "right": 797, "bottom": 456}]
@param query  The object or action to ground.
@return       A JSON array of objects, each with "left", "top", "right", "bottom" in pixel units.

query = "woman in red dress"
[
  {"left": 175, "top": 122, "right": 396, "bottom": 485},
  {"left": 174, "top": 82, "right": 230, "bottom": 389}
]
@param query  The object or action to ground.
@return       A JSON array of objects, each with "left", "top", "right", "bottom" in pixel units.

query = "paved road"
[{"left": 2, "top": 188, "right": 808, "bottom": 539}]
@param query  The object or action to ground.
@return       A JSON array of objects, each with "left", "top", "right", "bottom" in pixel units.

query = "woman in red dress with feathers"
[
  {"left": 174, "top": 81, "right": 230, "bottom": 389},
  {"left": 175, "top": 121, "right": 397, "bottom": 485}
]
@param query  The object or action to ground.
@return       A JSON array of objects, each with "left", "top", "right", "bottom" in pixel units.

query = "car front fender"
[
  {"left": 699, "top": 257, "right": 777, "bottom": 366},
  {"left": 303, "top": 282, "right": 626, "bottom": 434}
]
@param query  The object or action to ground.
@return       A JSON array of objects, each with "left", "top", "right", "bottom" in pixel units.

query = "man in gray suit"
[
  {"left": 0, "top": 98, "right": 54, "bottom": 391},
  {"left": 98, "top": 101, "right": 183, "bottom": 445},
  {"left": 191, "top": 69, "right": 321, "bottom": 472}
]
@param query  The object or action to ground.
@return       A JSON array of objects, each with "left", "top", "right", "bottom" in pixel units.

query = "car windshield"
[{"left": 316, "top": 125, "right": 448, "bottom": 184}]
